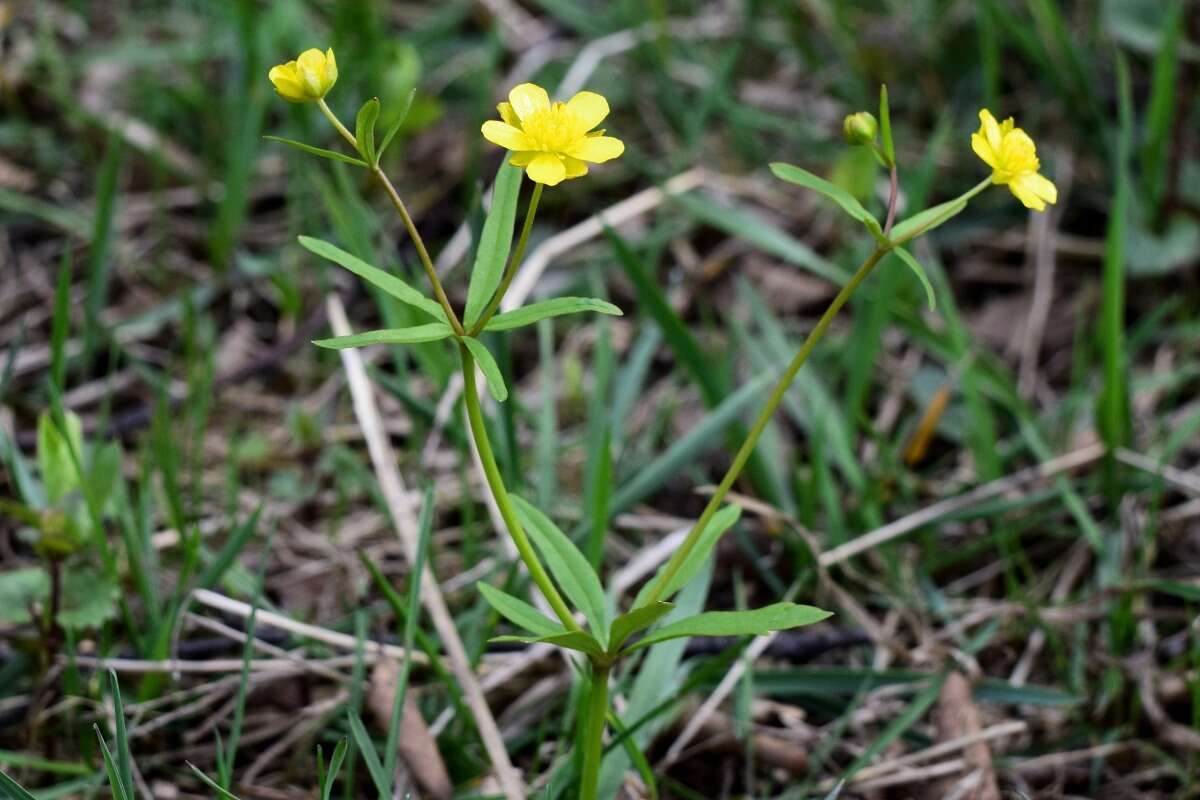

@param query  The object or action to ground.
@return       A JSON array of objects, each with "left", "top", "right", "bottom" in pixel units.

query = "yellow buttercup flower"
[
  {"left": 269, "top": 48, "right": 338, "bottom": 103},
  {"left": 481, "top": 83, "right": 624, "bottom": 186},
  {"left": 971, "top": 109, "right": 1057, "bottom": 212}
]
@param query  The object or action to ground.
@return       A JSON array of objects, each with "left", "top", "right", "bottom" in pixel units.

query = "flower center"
[
  {"left": 522, "top": 103, "right": 585, "bottom": 152},
  {"left": 996, "top": 132, "right": 1039, "bottom": 177}
]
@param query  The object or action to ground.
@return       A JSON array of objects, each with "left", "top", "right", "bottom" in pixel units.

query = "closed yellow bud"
[
  {"left": 269, "top": 48, "right": 338, "bottom": 103},
  {"left": 843, "top": 111, "right": 878, "bottom": 145}
]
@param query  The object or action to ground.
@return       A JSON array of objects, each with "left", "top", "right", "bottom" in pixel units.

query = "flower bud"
[
  {"left": 269, "top": 48, "right": 338, "bottom": 103},
  {"left": 843, "top": 111, "right": 878, "bottom": 146}
]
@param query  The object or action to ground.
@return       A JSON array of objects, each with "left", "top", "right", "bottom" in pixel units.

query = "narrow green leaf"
[
  {"left": 610, "top": 602, "right": 674, "bottom": 650},
  {"left": 634, "top": 505, "right": 742, "bottom": 607},
  {"left": 1136, "top": 578, "right": 1200, "bottom": 603},
  {"left": 607, "top": 711, "right": 659, "bottom": 800},
  {"left": 892, "top": 247, "right": 937, "bottom": 310},
  {"left": 624, "top": 602, "right": 831, "bottom": 653},
  {"left": 196, "top": 507, "right": 261, "bottom": 592},
  {"left": 346, "top": 712, "right": 390, "bottom": 800},
  {"left": 490, "top": 631, "right": 605, "bottom": 658},
  {"left": 512, "top": 495, "right": 610, "bottom": 648},
  {"left": 840, "top": 671, "right": 946, "bottom": 781},
  {"left": 888, "top": 195, "right": 968, "bottom": 245},
  {"left": 355, "top": 98, "right": 380, "bottom": 166},
  {"left": 768, "top": 162, "right": 883, "bottom": 238},
  {"left": 264, "top": 136, "right": 368, "bottom": 167},
  {"left": 879, "top": 84, "right": 895, "bottom": 167},
  {"left": 0, "top": 769, "right": 39, "bottom": 800},
  {"left": 464, "top": 159, "right": 523, "bottom": 326},
  {"left": 187, "top": 763, "right": 243, "bottom": 800},
  {"left": 462, "top": 337, "right": 508, "bottom": 402},
  {"left": 297, "top": 236, "right": 445, "bottom": 321},
  {"left": 320, "top": 740, "right": 348, "bottom": 800},
  {"left": 313, "top": 323, "right": 455, "bottom": 349},
  {"left": 477, "top": 581, "right": 565, "bottom": 637},
  {"left": 105, "top": 671, "right": 133, "bottom": 799},
  {"left": 378, "top": 88, "right": 416, "bottom": 160},
  {"left": 669, "top": 193, "right": 847, "bottom": 283},
  {"left": 50, "top": 250, "right": 72, "bottom": 391},
  {"left": 484, "top": 297, "right": 623, "bottom": 332},
  {"left": 93, "top": 726, "right": 130, "bottom": 800},
  {"left": 1142, "top": 1, "right": 1184, "bottom": 215}
]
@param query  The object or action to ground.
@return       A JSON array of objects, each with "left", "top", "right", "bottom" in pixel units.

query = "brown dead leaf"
[
  {"left": 927, "top": 670, "right": 1001, "bottom": 800},
  {"left": 368, "top": 659, "right": 454, "bottom": 800}
]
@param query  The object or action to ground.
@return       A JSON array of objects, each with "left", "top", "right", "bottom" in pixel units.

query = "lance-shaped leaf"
[
  {"left": 891, "top": 247, "right": 937, "bottom": 310},
  {"left": 298, "top": 236, "right": 445, "bottom": 321},
  {"left": 313, "top": 323, "right": 455, "bottom": 349},
  {"left": 490, "top": 630, "right": 605, "bottom": 658},
  {"left": 378, "top": 88, "right": 416, "bottom": 161},
  {"left": 633, "top": 504, "right": 742, "bottom": 608},
  {"left": 464, "top": 159, "right": 523, "bottom": 326},
  {"left": 888, "top": 195, "right": 968, "bottom": 245},
  {"left": 484, "top": 297, "right": 623, "bottom": 332},
  {"left": 609, "top": 601, "right": 674, "bottom": 650},
  {"left": 623, "top": 602, "right": 832, "bottom": 654},
  {"left": 355, "top": 97, "right": 380, "bottom": 165},
  {"left": 462, "top": 337, "right": 508, "bottom": 402},
  {"left": 769, "top": 163, "right": 884, "bottom": 241},
  {"left": 265, "top": 136, "right": 368, "bottom": 167},
  {"left": 477, "top": 581, "right": 564, "bottom": 637},
  {"left": 512, "top": 495, "right": 610, "bottom": 648}
]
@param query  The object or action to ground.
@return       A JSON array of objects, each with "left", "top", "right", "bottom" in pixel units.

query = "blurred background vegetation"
[{"left": 1, "top": 0, "right": 1199, "bottom": 797}]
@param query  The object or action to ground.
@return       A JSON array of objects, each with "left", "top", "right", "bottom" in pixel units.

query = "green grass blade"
[
  {"left": 104, "top": 670, "right": 133, "bottom": 798},
  {"left": 0, "top": 770, "right": 39, "bottom": 800},
  {"left": 187, "top": 763, "right": 243, "bottom": 800},
  {"left": 1099, "top": 52, "right": 1132, "bottom": 503},
  {"left": 347, "top": 712, "right": 390, "bottom": 800}
]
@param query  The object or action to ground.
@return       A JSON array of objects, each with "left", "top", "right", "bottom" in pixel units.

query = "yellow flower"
[
  {"left": 269, "top": 48, "right": 338, "bottom": 103},
  {"left": 481, "top": 83, "right": 624, "bottom": 186},
  {"left": 971, "top": 109, "right": 1057, "bottom": 212}
]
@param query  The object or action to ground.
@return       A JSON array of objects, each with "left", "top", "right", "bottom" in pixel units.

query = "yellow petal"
[
  {"left": 1016, "top": 172, "right": 1057, "bottom": 207},
  {"left": 526, "top": 152, "right": 566, "bottom": 186},
  {"left": 1008, "top": 180, "right": 1046, "bottom": 211},
  {"left": 567, "top": 135, "right": 624, "bottom": 163},
  {"left": 508, "top": 83, "right": 550, "bottom": 123},
  {"left": 509, "top": 151, "right": 537, "bottom": 167},
  {"left": 562, "top": 156, "right": 589, "bottom": 179},
  {"left": 565, "top": 91, "right": 609, "bottom": 131},
  {"left": 970, "top": 131, "right": 997, "bottom": 170},
  {"left": 979, "top": 109, "right": 1002, "bottom": 154},
  {"left": 497, "top": 101, "right": 521, "bottom": 128},
  {"left": 999, "top": 116, "right": 1015, "bottom": 135},
  {"left": 269, "top": 63, "right": 306, "bottom": 102},
  {"left": 482, "top": 120, "right": 534, "bottom": 151},
  {"left": 323, "top": 48, "right": 338, "bottom": 89},
  {"left": 297, "top": 48, "right": 328, "bottom": 97}
]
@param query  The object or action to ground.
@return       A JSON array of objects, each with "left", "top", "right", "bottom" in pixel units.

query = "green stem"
[
  {"left": 470, "top": 181, "right": 544, "bottom": 335},
  {"left": 459, "top": 342, "right": 580, "bottom": 630},
  {"left": 639, "top": 246, "right": 889, "bottom": 608},
  {"left": 317, "top": 99, "right": 464, "bottom": 335},
  {"left": 579, "top": 662, "right": 610, "bottom": 800}
]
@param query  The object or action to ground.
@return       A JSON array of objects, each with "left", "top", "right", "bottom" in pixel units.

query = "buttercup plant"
[{"left": 268, "top": 47, "right": 1056, "bottom": 798}]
